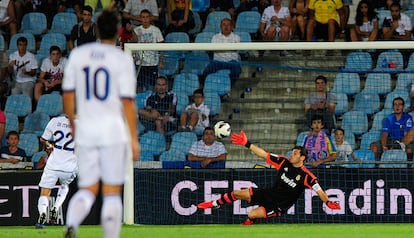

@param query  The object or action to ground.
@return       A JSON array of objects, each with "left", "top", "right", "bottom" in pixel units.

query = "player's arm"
[
  {"left": 62, "top": 91, "right": 76, "bottom": 136},
  {"left": 314, "top": 184, "right": 341, "bottom": 210},
  {"left": 39, "top": 137, "right": 53, "bottom": 150},
  {"left": 231, "top": 130, "right": 268, "bottom": 159},
  {"left": 121, "top": 98, "right": 140, "bottom": 160}
]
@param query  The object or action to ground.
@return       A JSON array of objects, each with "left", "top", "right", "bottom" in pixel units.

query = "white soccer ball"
[{"left": 214, "top": 121, "right": 231, "bottom": 139}]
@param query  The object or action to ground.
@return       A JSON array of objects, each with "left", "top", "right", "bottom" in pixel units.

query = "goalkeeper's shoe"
[
  {"left": 240, "top": 218, "right": 255, "bottom": 226},
  {"left": 49, "top": 208, "right": 58, "bottom": 225},
  {"left": 64, "top": 227, "right": 76, "bottom": 238},
  {"left": 197, "top": 201, "right": 220, "bottom": 209}
]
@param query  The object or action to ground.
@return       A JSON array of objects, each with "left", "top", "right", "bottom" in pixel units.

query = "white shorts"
[
  {"left": 39, "top": 168, "right": 76, "bottom": 189},
  {"left": 75, "top": 143, "right": 129, "bottom": 188}
]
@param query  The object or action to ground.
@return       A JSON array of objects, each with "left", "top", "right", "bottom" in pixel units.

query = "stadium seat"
[
  {"left": 172, "top": 73, "right": 200, "bottom": 96},
  {"left": 331, "top": 73, "right": 360, "bottom": 96},
  {"left": 175, "top": 91, "right": 190, "bottom": 116},
  {"left": 4, "top": 112, "right": 19, "bottom": 134},
  {"left": 36, "top": 32, "right": 67, "bottom": 61},
  {"left": 204, "top": 72, "right": 231, "bottom": 97},
  {"left": 204, "top": 92, "right": 221, "bottom": 116},
  {"left": 188, "top": 11, "right": 202, "bottom": 36},
  {"left": 137, "top": 120, "right": 146, "bottom": 135},
  {"left": 341, "top": 110, "right": 368, "bottom": 136},
  {"left": 333, "top": 93, "right": 349, "bottom": 116},
  {"left": 344, "top": 130, "right": 356, "bottom": 149},
  {"left": 159, "top": 149, "right": 187, "bottom": 161},
  {"left": 235, "top": 11, "right": 261, "bottom": 34},
  {"left": 349, "top": 149, "right": 376, "bottom": 168},
  {"left": 359, "top": 130, "right": 381, "bottom": 150},
  {"left": 234, "top": 31, "right": 252, "bottom": 57},
  {"left": 140, "top": 131, "right": 166, "bottom": 158},
  {"left": 4, "top": 94, "right": 32, "bottom": 117},
  {"left": 374, "top": 50, "right": 404, "bottom": 72},
  {"left": 395, "top": 73, "right": 414, "bottom": 91},
  {"left": 203, "top": 11, "right": 231, "bottom": 33},
  {"left": 379, "top": 149, "right": 408, "bottom": 168},
  {"left": 363, "top": 73, "right": 392, "bottom": 95},
  {"left": 135, "top": 91, "right": 152, "bottom": 110},
  {"left": 169, "top": 132, "right": 198, "bottom": 155},
  {"left": 181, "top": 52, "right": 210, "bottom": 75},
  {"left": 352, "top": 91, "right": 380, "bottom": 115},
  {"left": 7, "top": 33, "right": 36, "bottom": 55},
  {"left": 344, "top": 51, "right": 373, "bottom": 72},
  {"left": 295, "top": 131, "right": 309, "bottom": 146},
  {"left": 165, "top": 32, "right": 190, "bottom": 43},
  {"left": 21, "top": 112, "right": 50, "bottom": 137},
  {"left": 192, "top": 0, "right": 210, "bottom": 12},
  {"left": 20, "top": 12, "right": 47, "bottom": 36},
  {"left": 405, "top": 52, "right": 414, "bottom": 71},
  {"left": 194, "top": 31, "right": 215, "bottom": 43},
  {"left": 31, "top": 151, "right": 47, "bottom": 167},
  {"left": 140, "top": 151, "right": 156, "bottom": 161},
  {"left": 383, "top": 90, "right": 410, "bottom": 111},
  {"left": 371, "top": 109, "right": 392, "bottom": 132},
  {"left": 158, "top": 53, "right": 180, "bottom": 76},
  {"left": 18, "top": 133, "right": 40, "bottom": 158},
  {"left": 49, "top": 12, "right": 78, "bottom": 36},
  {"left": 35, "top": 93, "right": 63, "bottom": 117},
  {"left": 377, "top": 9, "right": 389, "bottom": 29}
]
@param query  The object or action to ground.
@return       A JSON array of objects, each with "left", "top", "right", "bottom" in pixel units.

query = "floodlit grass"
[{"left": 0, "top": 224, "right": 411, "bottom": 238}]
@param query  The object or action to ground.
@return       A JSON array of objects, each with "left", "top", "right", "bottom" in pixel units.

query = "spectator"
[
  {"left": 304, "top": 75, "right": 336, "bottom": 134},
  {"left": 165, "top": 0, "right": 195, "bottom": 34},
  {"left": 0, "top": 130, "right": 26, "bottom": 164},
  {"left": 259, "top": 0, "right": 291, "bottom": 56},
  {"left": 7, "top": 36, "right": 38, "bottom": 99},
  {"left": 333, "top": 128, "right": 359, "bottom": 167},
  {"left": 118, "top": 19, "right": 134, "bottom": 50},
  {"left": 289, "top": 0, "right": 309, "bottom": 40},
  {"left": 371, "top": 97, "right": 413, "bottom": 160},
  {"left": 123, "top": 0, "right": 159, "bottom": 28},
  {"left": 203, "top": 18, "right": 241, "bottom": 84},
  {"left": 302, "top": 115, "right": 337, "bottom": 168},
  {"left": 0, "top": 109, "right": 4, "bottom": 144},
  {"left": 34, "top": 46, "right": 67, "bottom": 102},
  {"left": 237, "top": 0, "right": 271, "bottom": 15},
  {"left": 188, "top": 127, "right": 227, "bottom": 168},
  {"left": 138, "top": 76, "right": 177, "bottom": 135},
  {"left": 382, "top": 2, "right": 412, "bottom": 40},
  {"left": 84, "top": 0, "right": 111, "bottom": 12},
  {"left": 350, "top": 0, "right": 379, "bottom": 41},
  {"left": 68, "top": 5, "right": 97, "bottom": 51},
  {"left": 131, "top": 9, "right": 164, "bottom": 92},
  {"left": 0, "top": 0, "right": 17, "bottom": 36},
  {"left": 306, "top": 0, "right": 346, "bottom": 43},
  {"left": 342, "top": 0, "right": 353, "bottom": 37},
  {"left": 209, "top": 0, "right": 236, "bottom": 20},
  {"left": 179, "top": 89, "right": 210, "bottom": 133},
  {"left": 110, "top": 0, "right": 127, "bottom": 13}
]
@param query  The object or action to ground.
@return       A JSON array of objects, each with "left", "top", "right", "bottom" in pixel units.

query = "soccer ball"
[{"left": 214, "top": 121, "right": 231, "bottom": 139}]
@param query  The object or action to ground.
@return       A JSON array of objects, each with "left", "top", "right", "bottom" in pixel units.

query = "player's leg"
[
  {"left": 65, "top": 147, "right": 100, "bottom": 237},
  {"left": 37, "top": 187, "right": 51, "bottom": 227},
  {"left": 198, "top": 188, "right": 251, "bottom": 209}
]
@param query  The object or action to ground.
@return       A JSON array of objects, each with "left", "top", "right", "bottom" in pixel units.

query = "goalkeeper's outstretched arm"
[{"left": 231, "top": 130, "right": 268, "bottom": 160}]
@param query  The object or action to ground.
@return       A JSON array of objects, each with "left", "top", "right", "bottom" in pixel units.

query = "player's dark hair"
[
  {"left": 49, "top": 45, "right": 61, "bottom": 54},
  {"left": 293, "top": 145, "right": 308, "bottom": 158},
  {"left": 7, "top": 130, "right": 19, "bottom": 140},
  {"left": 17, "top": 37, "right": 27, "bottom": 45},
  {"left": 97, "top": 9, "right": 120, "bottom": 40},
  {"left": 393, "top": 96, "right": 405, "bottom": 106},
  {"left": 193, "top": 88, "right": 204, "bottom": 97},
  {"left": 315, "top": 75, "right": 327, "bottom": 84}
]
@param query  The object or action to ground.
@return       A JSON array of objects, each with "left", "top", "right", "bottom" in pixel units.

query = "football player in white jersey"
[
  {"left": 62, "top": 9, "right": 140, "bottom": 238},
  {"left": 36, "top": 115, "right": 77, "bottom": 228}
]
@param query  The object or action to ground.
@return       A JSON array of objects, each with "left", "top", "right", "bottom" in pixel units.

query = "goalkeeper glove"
[
  {"left": 326, "top": 201, "right": 341, "bottom": 210},
  {"left": 231, "top": 130, "right": 251, "bottom": 148}
]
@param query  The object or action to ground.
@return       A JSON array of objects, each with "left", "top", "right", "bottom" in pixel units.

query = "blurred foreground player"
[
  {"left": 198, "top": 130, "right": 340, "bottom": 225},
  {"left": 62, "top": 9, "right": 140, "bottom": 238}
]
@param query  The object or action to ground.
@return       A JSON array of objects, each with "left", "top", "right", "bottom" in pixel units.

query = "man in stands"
[
  {"left": 68, "top": 5, "right": 97, "bottom": 51},
  {"left": 123, "top": 0, "right": 159, "bottom": 28},
  {"left": 382, "top": 2, "right": 412, "bottom": 40}
]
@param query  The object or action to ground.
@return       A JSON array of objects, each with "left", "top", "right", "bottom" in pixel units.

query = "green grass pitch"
[{"left": 0, "top": 224, "right": 412, "bottom": 238}]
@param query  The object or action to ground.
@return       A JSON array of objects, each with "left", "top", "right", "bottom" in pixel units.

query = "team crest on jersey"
[
  {"left": 284, "top": 167, "right": 288, "bottom": 172},
  {"left": 296, "top": 175, "right": 301, "bottom": 181}
]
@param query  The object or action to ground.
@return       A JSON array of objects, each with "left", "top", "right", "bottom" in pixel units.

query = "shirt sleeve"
[{"left": 119, "top": 53, "right": 137, "bottom": 98}]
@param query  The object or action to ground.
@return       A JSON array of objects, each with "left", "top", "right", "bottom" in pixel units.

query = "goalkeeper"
[{"left": 198, "top": 130, "right": 341, "bottom": 225}]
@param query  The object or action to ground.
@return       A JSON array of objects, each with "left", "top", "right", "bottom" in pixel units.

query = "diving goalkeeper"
[{"left": 197, "top": 130, "right": 341, "bottom": 225}]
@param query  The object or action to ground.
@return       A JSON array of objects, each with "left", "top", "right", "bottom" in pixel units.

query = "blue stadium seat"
[
  {"left": 341, "top": 110, "right": 368, "bottom": 136},
  {"left": 405, "top": 52, "right": 414, "bottom": 71},
  {"left": 188, "top": 11, "right": 202, "bottom": 36},
  {"left": 7, "top": 33, "right": 36, "bottom": 55},
  {"left": 235, "top": 11, "right": 261, "bottom": 34},
  {"left": 36, "top": 33, "right": 67, "bottom": 61},
  {"left": 20, "top": 12, "right": 47, "bottom": 36},
  {"left": 158, "top": 53, "right": 180, "bottom": 76},
  {"left": 135, "top": 91, "right": 151, "bottom": 110},
  {"left": 331, "top": 73, "right": 360, "bottom": 96},
  {"left": 383, "top": 90, "right": 410, "bottom": 111},
  {"left": 204, "top": 92, "right": 221, "bottom": 116},
  {"left": 35, "top": 93, "right": 63, "bottom": 117},
  {"left": 234, "top": 31, "right": 251, "bottom": 57},
  {"left": 359, "top": 130, "right": 381, "bottom": 150},
  {"left": 165, "top": 32, "right": 190, "bottom": 43},
  {"left": 374, "top": 50, "right": 404, "bottom": 72},
  {"left": 371, "top": 109, "right": 392, "bottom": 132},
  {"left": 31, "top": 151, "right": 47, "bottom": 163},
  {"left": 377, "top": 9, "right": 389, "bottom": 29},
  {"left": 192, "top": 0, "right": 210, "bottom": 12},
  {"left": 49, "top": 12, "right": 78, "bottom": 36},
  {"left": 379, "top": 149, "right": 408, "bottom": 168},
  {"left": 204, "top": 72, "right": 231, "bottom": 96},
  {"left": 169, "top": 132, "right": 198, "bottom": 155},
  {"left": 159, "top": 149, "right": 187, "bottom": 161},
  {"left": 21, "top": 112, "right": 50, "bottom": 137},
  {"left": 4, "top": 112, "right": 18, "bottom": 134},
  {"left": 333, "top": 93, "right": 349, "bottom": 116},
  {"left": 395, "top": 73, "right": 414, "bottom": 91},
  {"left": 172, "top": 73, "right": 200, "bottom": 96},
  {"left": 194, "top": 31, "right": 215, "bottom": 43},
  {"left": 140, "top": 131, "right": 166, "bottom": 158},
  {"left": 140, "top": 151, "right": 156, "bottom": 161},
  {"left": 363, "top": 73, "right": 392, "bottom": 95},
  {"left": 181, "top": 52, "right": 210, "bottom": 75},
  {"left": 352, "top": 91, "right": 380, "bottom": 115},
  {"left": 349, "top": 149, "right": 376, "bottom": 168},
  {"left": 137, "top": 120, "right": 145, "bottom": 135},
  {"left": 296, "top": 131, "right": 309, "bottom": 146},
  {"left": 5, "top": 94, "right": 32, "bottom": 117},
  {"left": 344, "top": 129, "right": 356, "bottom": 149},
  {"left": 344, "top": 51, "right": 373, "bottom": 72},
  {"left": 175, "top": 90, "right": 190, "bottom": 116},
  {"left": 203, "top": 11, "right": 231, "bottom": 33},
  {"left": 18, "top": 133, "right": 40, "bottom": 158}
]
